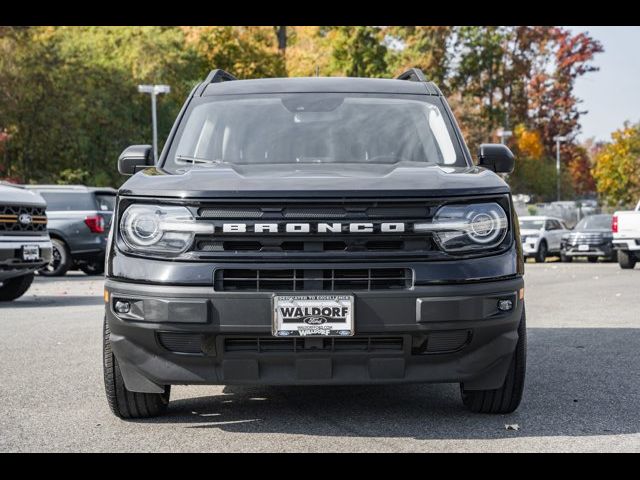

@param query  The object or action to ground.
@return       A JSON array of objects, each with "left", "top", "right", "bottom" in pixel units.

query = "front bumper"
[
  {"left": 612, "top": 238, "right": 640, "bottom": 251},
  {"left": 562, "top": 243, "right": 614, "bottom": 257},
  {"left": 522, "top": 238, "right": 540, "bottom": 256},
  {"left": 105, "top": 276, "right": 524, "bottom": 393},
  {"left": 0, "top": 235, "right": 52, "bottom": 281}
]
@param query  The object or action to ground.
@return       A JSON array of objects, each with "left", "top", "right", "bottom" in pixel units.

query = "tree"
[
  {"left": 327, "top": 26, "right": 388, "bottom": 78},
  {"left": 181, "top": 26, "right": 286, "bottom": 79},
  {"left": 592, "top": 123, "right": 640, "bottom": 207},
  {"left": 385, "top": 26, "right": 452, "bottom": 86}
]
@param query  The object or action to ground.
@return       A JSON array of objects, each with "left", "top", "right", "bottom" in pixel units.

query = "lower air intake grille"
[
  {"left": 414, "top": 330, "right": 472, "bottom": 354},
  {"left": 157, "top": 332, "right": 203, "bottom": 354},
  {"left": 214, "top": 268, "right": 413, "bottom": 292},
  {"left": 224, "top": 336, "right": 404, "bottom": 353}
]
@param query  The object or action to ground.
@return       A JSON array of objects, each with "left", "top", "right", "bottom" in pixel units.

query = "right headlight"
[
  {"left": 120, "top": 204, "right": 212, "bottom": 254},
  {"left": 415, "top": 202, "right": 509, "bottom": 252}
]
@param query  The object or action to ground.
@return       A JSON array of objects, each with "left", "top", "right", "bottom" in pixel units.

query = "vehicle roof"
[{"left": 202, "top": 77, "right": 438, "bottom": 97}]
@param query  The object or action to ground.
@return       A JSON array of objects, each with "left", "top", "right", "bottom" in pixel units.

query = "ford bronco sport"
[{"left": 103, "top": 69, "right": 526, "bottom": 418}]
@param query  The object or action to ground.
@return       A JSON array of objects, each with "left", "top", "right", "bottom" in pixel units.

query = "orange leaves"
[
  {"left": 514, "top": 124, "right": 544, "bottom": 159},
  {"left": 592, "top": 123, "right": 640, "bottom": 206}
]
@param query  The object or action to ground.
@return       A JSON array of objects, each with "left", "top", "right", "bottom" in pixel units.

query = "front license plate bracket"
[{"left": 273, "top": 295, "right": 354, "bottom": 337}]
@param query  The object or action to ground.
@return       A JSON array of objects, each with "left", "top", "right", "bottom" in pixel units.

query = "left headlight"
[
  {"left": 120, "top": 204, "right": 211, "bottom": 254},
  {"left": 415, "top": 202, "right": 509, "bottom": 252}
]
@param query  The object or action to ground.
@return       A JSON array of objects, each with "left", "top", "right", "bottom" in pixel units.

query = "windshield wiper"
[{"left": 175, "top": 155, "right": 223, "bottom": 165}]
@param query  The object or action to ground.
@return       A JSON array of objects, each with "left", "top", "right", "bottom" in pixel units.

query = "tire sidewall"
[{"left": 40, "top": 239, "right": 71, "bottom": 276}]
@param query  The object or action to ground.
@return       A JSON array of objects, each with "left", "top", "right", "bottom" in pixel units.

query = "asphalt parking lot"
[{"left": 1, "top": 261, "right": 639, "bottom": 452}]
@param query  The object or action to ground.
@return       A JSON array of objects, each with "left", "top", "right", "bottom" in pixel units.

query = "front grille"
[
  {"left": 0, "top": 205, "right": 47, "bottom": 232},
  {"left": 214, "top": 268, "right": 413, "bottom": 292},
  {"left": 192, "top": 200, "right": 439, "bottom": 258},
  {"left": 224, "top": 336, "right": 404, "bottom": 353},
  {"left": 566, "top": 233, "right": 605, "bottom": 245}
]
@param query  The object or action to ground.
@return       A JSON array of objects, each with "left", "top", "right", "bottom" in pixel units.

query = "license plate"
[
  {"left": 273, "top": 295, "right": 354, "bottom": 337},
  {"left": 578, "top": 244, "right": 589, "bottom": 251},
  {"left": 22, "top": 245, "right": 39, "bottom": 261}
]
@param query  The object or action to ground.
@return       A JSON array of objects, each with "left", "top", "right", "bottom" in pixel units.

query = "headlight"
[
  {"left": 120, "top": 205, "right": 212, "bottom": 254},
  {"left": 415, "top": 202, "right": 509, "bottom": 252}
]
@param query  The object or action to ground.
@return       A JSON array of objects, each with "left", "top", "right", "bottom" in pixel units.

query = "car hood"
[
  {"left": 520, "top": 229, "right": 542, "bottom": 237},
  {"left": 0, "top": 184, "right": 47, "bottom": 207},
  {"left": 119, "top": 164, "right": 510, "bottom": 199}
]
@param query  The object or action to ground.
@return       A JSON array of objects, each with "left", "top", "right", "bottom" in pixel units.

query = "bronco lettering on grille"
[{"left": 215, "top": 222, "right": 406, "bottom": 234}]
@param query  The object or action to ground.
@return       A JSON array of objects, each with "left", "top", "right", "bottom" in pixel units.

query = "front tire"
[
  {"left": 460, "top": 307, "right": 527, "bottom": 414},
  {"left": 39, "top": 238, "right": 72, "bottom": 277},
  {"left": 560, "top": 252, "right": 573, "bottom": 263},
  {"left": 103, "top": 317, "right": 170, "bottom": 419},
  {"left": 0, "top": 273, "right": 35, "bottom": 301},
  {"left": 534, "top": 241, "right": 547, "bottom": 263},
  {"left": 618, "top": 250, "right": 637, "bottom": 269},
  {"left": 79, "top": 261, "right": 104, "bottom": 276}
]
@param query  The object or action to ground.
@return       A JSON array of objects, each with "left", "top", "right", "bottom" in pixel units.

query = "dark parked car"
[
  {"left": 560, "top": 214, "right": 615, "bottom": 262},
  {"left": 104, "top": 69, "right": 526, "bottom": 418},
  {"left": 0, "top": 183, "right": 52, "bottom": 301},
  {"left": 23, "top": 185, "right": 116, "bottom": 276}
]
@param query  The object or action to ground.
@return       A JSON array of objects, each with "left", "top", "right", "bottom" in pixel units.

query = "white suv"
[{"left": 519, "top": 216, "right": 570, "bottom": 263}]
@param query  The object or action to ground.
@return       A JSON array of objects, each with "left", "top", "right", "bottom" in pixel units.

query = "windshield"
[
  {"left": 164, "top": 94, "right": 463, "bottom": 171},
  {"left": 519, "top": 219, "right": 545, "bottom": 230},
  {"left": 575, "top": 215, "right": 612, "bottom": 230}
]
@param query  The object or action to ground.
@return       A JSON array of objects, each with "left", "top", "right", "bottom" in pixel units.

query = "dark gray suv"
[
  {"left": 24, "top": 185, "right": 116, "bottom": 276},
  {"left": 104, "top": 69, "right": 525, "bottom": 418}
]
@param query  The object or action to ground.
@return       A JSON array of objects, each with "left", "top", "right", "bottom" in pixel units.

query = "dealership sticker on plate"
[{"left": 273, "top": 295, "right": 354, "bottom": 337}]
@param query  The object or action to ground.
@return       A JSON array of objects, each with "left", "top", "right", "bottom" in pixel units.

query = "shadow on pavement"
[
  {"left": 3, "top": 295, "right": 104, "bottom": 308},
  {"left": 134, "top": 327, "right": 640, "bottom": 441}
]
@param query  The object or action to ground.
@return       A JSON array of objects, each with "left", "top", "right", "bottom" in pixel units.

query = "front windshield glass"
[
  {"left": 575, "top": 215, "right": 613, "bottom": 230},
  {"left": 164, "top": 94, "right": 463, "bottom": 171},
  {"left": 519, "top": 219, "right": 545, "bottom": 230}
]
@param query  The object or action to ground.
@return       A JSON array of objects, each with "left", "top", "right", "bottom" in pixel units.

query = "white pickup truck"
[{"left": 612, "top": 200, "right": 640, "bottom": 269}]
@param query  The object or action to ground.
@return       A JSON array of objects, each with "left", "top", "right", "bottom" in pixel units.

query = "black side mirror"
[
  {"left": 478, "top": 144, "right": 515, "bottom": 174},
  {"left": 118, "top": 145, "right": 153, "bottom": 175}
]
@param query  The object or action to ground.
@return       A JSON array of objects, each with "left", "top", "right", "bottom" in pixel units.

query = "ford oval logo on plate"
[{"left": 303, "top": 316, "right": 328, "bottom": 325}]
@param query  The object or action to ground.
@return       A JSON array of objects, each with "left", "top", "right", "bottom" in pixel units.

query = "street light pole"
[
  {"left": 554, "top": 135, "right": 567, "bottom": 202},
  {"left": 137, "top": 84, "right": 170, "bottom": 163}
]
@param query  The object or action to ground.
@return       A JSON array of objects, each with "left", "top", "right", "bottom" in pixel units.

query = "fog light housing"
[
  {"left": 114, "top": 300, "right": 131, "bottom": 314},
  {"left": 497, "top": 299, "right": 513, "bottom": 312}
]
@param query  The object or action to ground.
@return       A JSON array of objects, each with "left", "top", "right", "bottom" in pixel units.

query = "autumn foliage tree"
[
  {"left": 592, "top": 123, "right": 640, "bottom": 207},
  {"left": 0, "top": 25, "right": 604, "bottom": 195}
]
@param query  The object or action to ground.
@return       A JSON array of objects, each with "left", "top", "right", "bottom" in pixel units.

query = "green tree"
[
  {"left": 385, "top": 26, "right": 452, "bottom": 86},
  {"left": 328, "top": 26, "right": 387, "bottom": 78}
]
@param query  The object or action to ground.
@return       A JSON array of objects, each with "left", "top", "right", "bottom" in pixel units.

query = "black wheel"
[
  {"left": 461, "top": 307, "right": 527, "bottom": 414},
  {"left": 618, "top": 250, "right": 637, "bottom": 269},
  {"left": 560, "top": 252, "right": 573, "bottom": 263},
  {"left": 0, "top": 273, "right": 35, "bottom": 301},
  {"left": 39, "top": 238, "right": 72, "bottom": 277},
  {"left": 79, "top": 261, "right": 104, "bottom": 276},
  {"left": 103, "top": 317, "right": 170, "bottom": 419},
  {"left": 534, "top": 241, "right": 547, "bottom": 263},
  {"left": 587, "top": 256, "right": 598, "bottom": 263}
]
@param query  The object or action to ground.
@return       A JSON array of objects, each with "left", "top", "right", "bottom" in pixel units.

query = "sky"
[{"left": 567, "top": 26, "right": 640, "bottom": 143}]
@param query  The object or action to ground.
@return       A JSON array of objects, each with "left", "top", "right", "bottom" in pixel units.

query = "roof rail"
[
  {"left": 396, "top": 68, "right": 426, "bottom": 82},
  {"left": 204, "top": 69, "right": 238, "bottom": 84}
]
